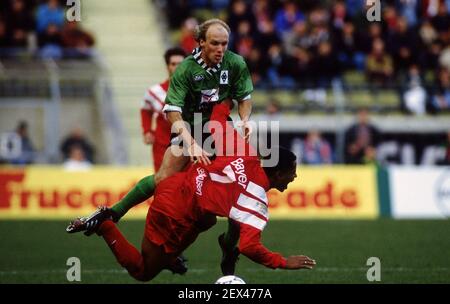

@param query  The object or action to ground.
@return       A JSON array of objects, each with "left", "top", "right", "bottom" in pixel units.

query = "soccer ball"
[{"left": 214, "top": 275, "right": 246, "bottom": 284}]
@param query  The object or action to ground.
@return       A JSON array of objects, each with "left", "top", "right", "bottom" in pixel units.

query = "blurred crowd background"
[
  {"left": 0, "top": 0, "right": 95, "bottom": 59},
  {"left": 163, "top": 0, "right": 450, "bottom": 114},
  {"left": 0, "top": 0, "right": 449, "bottom": 167}
]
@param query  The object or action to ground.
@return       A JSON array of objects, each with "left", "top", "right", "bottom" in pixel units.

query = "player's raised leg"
[
  {"left": 111, "top": 145, "right": 189, "bottom": 219},
  {"left": 110, "top": 175, "right": 155, "bottom": 218},
  {"left": 66, "top": 145, "right": 190, "bottom": 235},
  {"left": 154, "top": 145, "right": 190, "bottom": 184}
]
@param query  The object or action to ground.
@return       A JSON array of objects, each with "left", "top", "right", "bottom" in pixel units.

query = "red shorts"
[
  {"left": 144, "top": 209, "right": 200, "bottom": 254},
  {"left": 144, "top": 175, "right": 199, "bottom": 254}
]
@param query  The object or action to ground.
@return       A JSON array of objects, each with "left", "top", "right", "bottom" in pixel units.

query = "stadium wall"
[{"left": 0, "top": 165, "right": 449, "bottom": 219}]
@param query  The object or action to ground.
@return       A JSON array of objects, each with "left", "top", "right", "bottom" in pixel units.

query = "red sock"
[{"left": 98, "top": 220, "right": 147, "bottom": 281}]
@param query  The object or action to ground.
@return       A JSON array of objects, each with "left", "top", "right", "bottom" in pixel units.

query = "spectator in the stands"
[
  {"left": 63, "top": 145, "right": 92, "bottom": 171},
  {"left": 38, "top": 23, "right": 62, "bottom": 59},
  {"left": 246, "top": 48, "right": 270, "bottom": 88},
  {"left": 36, "top": 0, "right": 65, "bottom": 33},
  {"left": 266, "top": 43, "right": 297, "bottom": 89},
  {"left": 419, "top": 20, "right": 438, "bottom": 47},
  {"left": 431, "top": 2, "right": 450, "bottom": 40},
  {"left": 231, "top": 20, "right": 254, "bottom": 59},
  {"left": 402, "top": 65, "right": 427, "bottom": 115},
  {"left": 9, "top": 120, "right": 35, "bottom": 165},
  {"left": 358, "top": 22, "right": 384, "bottom": 54},
  {"left": 301, "top": 130, "right": 333, "bottom": 165},
  {"left": 439, "top": 45, "right": 450, "bottom": 71},
  {"left": 344, "top": 108, "right": 380, "bottom": 164},
  {"left": 311, "top": 41, "right": 340, "bottom": 87},
  {"left": 387, "top": 17, "right": 418, "bottom": 77},
  {"left": 418, "top": 20, "right": 440, "bottom": 70},
  {"left": 252, "top": 0, "right": 278, "bottom": 33},
  {"left": 382, "top": 5, "right": 399, "bottom": 35},
  {"left": 345, "top": 0, "right": 365, "bottom": 18},
  {"left": 227, "top": 0, "right": 255, "bottom": 34},
  {"left": 365, "top": 38, "right": 394, "bottom": 87},
  {"left": 334, "top": 19, "right": 365, "bottom": 71},
  {"left": 274, "top": 1, "right": 305, "bottom": 38},
  {"left": 255, "top": 19, "right": 280, "bottom": 54},
  {"left": 61, "top": 21, "right": 95, "bottom": 58},
  {"left": 432, "top": 68, "right": 450, "bottom": 111},
  {"left": 179, "top": 17, "right": 198, "bottom": 54},
  {"left": 60, "top": 127, "right": 95, "bottom": 163},
  {"left": 397, "top": 0, "right": 419, "bottom": 26},
  {"left": 283, "top": 20, "right": 310, "bottom": 57},
  {"left": 308, "top": 19, "right": 331, "bottom": 51},
  {"left": 330, "top": 1, "right": 348, "bottom": 32},
  {"left": 5, "top": 0, "right": 34, "bottom": 48},
  {"left": 291, "top": 46, "right": 311, "bottom": 87}
]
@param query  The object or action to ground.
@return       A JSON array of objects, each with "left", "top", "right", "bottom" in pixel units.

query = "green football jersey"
[{"left": 164, "top": 48, "right": 253, "bottom": 125}]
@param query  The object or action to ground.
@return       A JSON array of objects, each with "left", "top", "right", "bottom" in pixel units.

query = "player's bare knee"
[{"left": 155, "top": 168, "right": 171, "bottom": 184}]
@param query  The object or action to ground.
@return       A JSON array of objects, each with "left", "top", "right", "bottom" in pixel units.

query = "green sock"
[
  {"left": 223, "top": 219, "right": 240, "bottom": 249},
  {"left": 111, "top": 175, "right": 155, "bottom": 218}
]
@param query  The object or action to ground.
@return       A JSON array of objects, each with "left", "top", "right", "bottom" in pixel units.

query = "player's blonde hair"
[{"left": 194, "top": 19, "right": 231, "bottom": 42}]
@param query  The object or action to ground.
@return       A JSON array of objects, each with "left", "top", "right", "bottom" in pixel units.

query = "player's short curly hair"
[
  {"left": 194, "top": 18, "right": 231, "bottom": 42},
  {"left": 164, "top": 47, "right": 187, "bottom": 65},
  {"left": 261, "top": 146, "right": 297, "bottom": 172}
]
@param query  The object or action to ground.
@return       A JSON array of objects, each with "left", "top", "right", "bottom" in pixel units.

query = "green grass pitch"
[{"left": 0, "top": 219, "right": 449, "bottom": 284}]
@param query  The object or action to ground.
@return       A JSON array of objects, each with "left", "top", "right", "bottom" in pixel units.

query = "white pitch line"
[{"left": 0, "top": 267, "right": 449, "bottom": 276}]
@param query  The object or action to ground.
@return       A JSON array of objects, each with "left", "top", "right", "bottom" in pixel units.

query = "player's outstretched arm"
[
  {"left": 285, "top": 255, "right": 316, "bottom": 270},
  {"left": 237, "top": 99, "right": 252, "bottom": 141},
  {"left": 237, "top": 223, "right": 316, "bottom": 270},
  {"left": 166, "top": 111, "right": 212, "bottom": 165}
]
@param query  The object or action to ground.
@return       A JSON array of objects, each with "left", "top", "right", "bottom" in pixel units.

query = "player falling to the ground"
[
  {"left": 140, "top": 47, "right": 186, "bottom": 172},
  {"left": 67, "top": 18, "right": 254, "bottom": 275},
  {"left": 68, "top": 100, "right": 316, "bottom": 282}
]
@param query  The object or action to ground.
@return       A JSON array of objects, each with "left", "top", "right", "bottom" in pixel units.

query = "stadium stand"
[
  {"left": 0, "top": 0, "right": 127, "bottom": 165},
  {"left": 80, "top": 0, "right": 167, "bottom": 166},
  {"left": 153, "top": 0, "right": 450, "bottom": 165},
  {"left": 160, "top": 0, "right": 450, "bottom": 115},
  {"left": 1, "top": 0, "right": 450, "bottom": 166}
]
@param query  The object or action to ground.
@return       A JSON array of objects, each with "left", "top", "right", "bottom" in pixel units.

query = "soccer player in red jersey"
[
  {"left": 76, "top": 100, "right": 315, "bottom": 281},
  {"left": 140, "top": 47, "right": 186, "bottom": 171}
]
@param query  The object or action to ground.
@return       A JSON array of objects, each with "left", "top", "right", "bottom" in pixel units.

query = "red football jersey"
[
  {"left": 152, "top": 103, "right": 287, "bottom": 269},
  {"left": 140, "top": 80, "right": 171, "bottom": 146}
]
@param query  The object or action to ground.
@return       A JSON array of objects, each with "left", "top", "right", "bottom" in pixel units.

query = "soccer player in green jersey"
[{"left": 67, "top": 19, "right": 253, "bottom": 275}]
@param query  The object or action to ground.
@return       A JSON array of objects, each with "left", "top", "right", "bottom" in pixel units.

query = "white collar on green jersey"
[{"left": 192, "top": 47, "right": 222, "bottom": 75}]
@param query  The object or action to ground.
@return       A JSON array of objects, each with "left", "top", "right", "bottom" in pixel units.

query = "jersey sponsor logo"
[
  {"left": 220, "top": 70, "right": 228, "bottom": 84},
  {"left": 230, "top": 158, "right": 247, "bottom": 189},
  {"left": 195, "top": 167, "right": 207, "bottom": 196},
  {"left": 200, "top": 88, "right": 219, "bottom": 106},
  {"left": 193, "top": 74, "right": 204, "bottom": 82}
]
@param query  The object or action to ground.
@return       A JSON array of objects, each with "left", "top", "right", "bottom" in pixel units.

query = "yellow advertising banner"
[
  {"left": 268, "top": 166, "right": 379, "bottom": 219},
  {"left": 0, "top": 165, "right": 378, "bottom": 219},
  {"left": 0, "top": 166, "right": 154, "bottom": 219}
]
